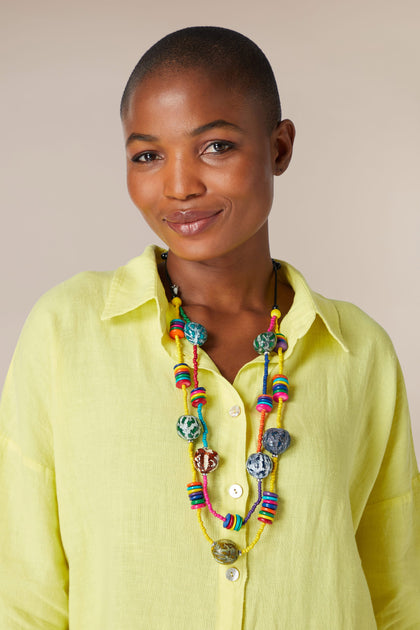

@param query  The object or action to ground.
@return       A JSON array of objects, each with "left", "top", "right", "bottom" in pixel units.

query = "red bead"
[{"left": 193, "top": 448, "right": 220, "bottom": 473}]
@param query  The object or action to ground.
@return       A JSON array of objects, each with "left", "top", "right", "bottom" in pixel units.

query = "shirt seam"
[
  {"left": 0, "top": 433, "right": 55, "bottom": 479},
  {"left": 363, "top": 472, "right": 420, "bottom": 511}
]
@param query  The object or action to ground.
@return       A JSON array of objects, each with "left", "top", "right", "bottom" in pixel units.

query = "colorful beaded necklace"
[{"left": 163, "top": 252, "right": 291, "bottom": 565}]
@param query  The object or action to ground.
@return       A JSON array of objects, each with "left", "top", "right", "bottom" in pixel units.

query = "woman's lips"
[{"left": 164, "top": 209, "right": 223, "bottom": 236}]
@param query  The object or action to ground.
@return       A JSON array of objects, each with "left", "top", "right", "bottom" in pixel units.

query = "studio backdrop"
[{"left": 1, "top": 0, "right": 419, "bottom": 455}]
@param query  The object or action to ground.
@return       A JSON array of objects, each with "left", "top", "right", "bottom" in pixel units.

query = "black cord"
[
  {"left": 162, "top": 251, "right": 281, "bottom": 306},
  {"left": 272, "top": 259, "right": 281, "bottom": 310}
]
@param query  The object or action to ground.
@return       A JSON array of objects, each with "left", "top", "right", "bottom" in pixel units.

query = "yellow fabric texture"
[{"left": 0, "top": 245, "right": 419, "bottom": 629}]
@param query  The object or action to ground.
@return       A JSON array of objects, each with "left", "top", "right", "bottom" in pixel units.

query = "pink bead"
[
  {"left": 256, "top": 394, "right": 273, "bottom": 413},
  {"left": 256, "top": 402, "right": 272, "bottom": 412}
]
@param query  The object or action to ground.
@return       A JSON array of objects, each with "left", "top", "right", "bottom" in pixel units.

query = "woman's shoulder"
[
  {"left": 320, "top": 291, "right": 396, "bottom": 360},
  {"left": 281, "top": 260, "right": 396, "bottom": 359},
  {"left": 18, "top": 246, "right": 160, "bottom": 344},
  {"left": 29, "top": 268, "right": 116, "bottom": 322},
  {"left": 18, "top": 267, "right": 122, "bottom": 348}
]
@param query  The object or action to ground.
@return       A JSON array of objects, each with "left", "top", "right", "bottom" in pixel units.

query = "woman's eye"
[
  {"left": 132, "top": 152, "right": 160, "bottom": 163},
  {"left": 203, "top": 141, "right": 234, "bottom": 154}
]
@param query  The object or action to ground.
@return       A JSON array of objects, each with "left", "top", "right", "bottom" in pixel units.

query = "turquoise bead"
[
  {"left": 176, "top": 415, "right": 202, "bottom": 441},
  {"left": 184, "top": 322, "right": 208, "bottom": 346},
  {"left": 253, "top": 331, "right": 277, "bottom": 354}
]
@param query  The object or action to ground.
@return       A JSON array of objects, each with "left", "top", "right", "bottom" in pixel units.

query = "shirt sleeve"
[
  {"left": 355, "top": 358, "right": 420, "bottom": 628},
  {"left": 0, "top": 301, "right": 69, "bottom": 629}
]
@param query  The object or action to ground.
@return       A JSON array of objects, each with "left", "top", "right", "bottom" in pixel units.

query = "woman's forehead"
[{"left": 124, "top": 68, "right": 265, "bottom": 134}]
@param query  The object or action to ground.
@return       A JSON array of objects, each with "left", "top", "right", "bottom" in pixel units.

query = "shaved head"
[{"left": 120, "top": 26, "right": 282, "bottom": 132}]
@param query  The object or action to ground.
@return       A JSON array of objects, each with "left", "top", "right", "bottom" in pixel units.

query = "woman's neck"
[{"left": 162, "top": 239, "right": 275, "bottom": 316}]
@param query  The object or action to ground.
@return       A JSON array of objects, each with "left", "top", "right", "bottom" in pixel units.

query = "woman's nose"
[{"left": 163, "top": 157, "right": 206, "bottom": 200}]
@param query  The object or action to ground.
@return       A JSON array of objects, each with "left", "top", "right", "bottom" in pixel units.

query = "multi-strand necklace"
[{"left": 163, "top": 252, "right": 291, "bottom": 565}]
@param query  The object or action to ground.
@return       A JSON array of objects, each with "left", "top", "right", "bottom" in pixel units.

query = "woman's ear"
[{"left": 271, "top": 119, "right": 296, "bottom": 175}]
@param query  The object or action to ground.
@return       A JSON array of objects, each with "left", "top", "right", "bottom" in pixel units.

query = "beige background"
[{"left": 1, "top": 0, "right": 419, "bottom": 457}]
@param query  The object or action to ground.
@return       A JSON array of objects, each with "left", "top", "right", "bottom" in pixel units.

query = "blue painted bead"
[
  {"left": 262, "top": 427, "right": 291, "bottom": 455},
  {"left": 246, "top": 452, "right": 273, "bottom": 479},
  {"left": 184, "top": 322, "right": 208, "bottom": 346}
]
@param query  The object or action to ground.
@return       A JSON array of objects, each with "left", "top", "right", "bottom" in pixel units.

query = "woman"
[{"left": 0, "top": 26, "right": 419, "bottom": 629}]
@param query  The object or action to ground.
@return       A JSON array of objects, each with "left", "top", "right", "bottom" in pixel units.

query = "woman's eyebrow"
[
  {"left": 126, "top": 132, "right": 158, "bottom": 147},
  {"left": 126, "top": 120, "right": 244, "bottom": 147},
  {"left": 190, "top": 119, "right": 244, "bottom": 136}
]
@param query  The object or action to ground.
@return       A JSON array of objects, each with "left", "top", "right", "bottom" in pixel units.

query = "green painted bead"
[
  {"left": 176, "top": 415, "right": 201, "bottom": 441},
  {"left": 253, "top": 331, "right": 277, "bottom": 354},
  {"left": 211, "top": 539, "right": 240, "bottom": 564}
]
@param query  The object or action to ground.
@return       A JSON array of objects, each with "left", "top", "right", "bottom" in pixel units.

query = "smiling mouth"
[{"left": 164, "top": 209, "right": 223, "bottom": 235}]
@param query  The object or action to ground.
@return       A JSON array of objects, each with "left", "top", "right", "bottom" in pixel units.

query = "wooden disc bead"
[
  {"left": 223, "top": 513, "right": 243, "bottom": 531},
  {"left": 276, "top": 333, "right": 288, "bottom": 352},
  {"left": 258, "top": 491, "right": 278, "bottom": 524},
  {"left": 256, "top": 394, "right": 273, "bottom": 413},
  {"left": 173, "top": 363, "right": 191, "bottom": 389},
  {"left": 190, "top": 387, "right": 207, "bottom": 407},
  {"left": 169, "top": 318, "right": 185, "bottom": 339},
  {"left": 187, "top": 482, "right": 206, "bottom": 509},
  {"left": 272, "top": 374, "right": 289, "bottom": 401}
]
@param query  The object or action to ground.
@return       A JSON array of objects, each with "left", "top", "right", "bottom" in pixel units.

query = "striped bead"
[
  {"left": 173, "top": 363, "right": 191, "bottom": 388},
  {"left": 187, "top": 482, "right": 206, "bottom": 509},
  {"left": 169, "top": 318, "right": 185, "bottom": 339},
  {"left": 223, "top": 513, "right": 243, "bottom": 531},
  {"left": 257, "top": 491, "right": 278, "bottom": 524},
  {"left": 275, "top": 333, "right": 288, "bottom": 352},
  {"left": 256, "top": 394, "right": 273, "bottom": 413},
  {"left": 190, "top": 387, "right": 207, "bottom": 407},
  {"left": 272, "top": 374, "right": 289, "bottom": 401}
]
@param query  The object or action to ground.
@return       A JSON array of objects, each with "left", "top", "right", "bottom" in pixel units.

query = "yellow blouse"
[{"left": 0, "top": 245, "right": 419, "bottom": 629}]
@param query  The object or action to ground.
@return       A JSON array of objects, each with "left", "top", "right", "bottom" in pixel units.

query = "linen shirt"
[{"left": 0, "top": 245, "right": 419, "bottom": 629}]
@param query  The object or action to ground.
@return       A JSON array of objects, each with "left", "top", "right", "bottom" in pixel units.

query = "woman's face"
[{"left": 122, "top": 68, "right": 294, "bottom": 263}]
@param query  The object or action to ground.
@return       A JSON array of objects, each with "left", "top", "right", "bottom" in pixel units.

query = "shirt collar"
[
  {"left": 101, "top": 245, "right": 166, "bottom": 321},
  {"left": 101, "top": 245, "right": 348, "bottom": 355},
  {"left": 279, "top": 262, "right": 349, "bottom": 355}
]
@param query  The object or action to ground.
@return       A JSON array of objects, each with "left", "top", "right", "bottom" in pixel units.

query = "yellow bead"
[
  {"left": 172, "top": 297, "right": 182, "bottom": 307},
  {"left": 271, "top": 308, "right": 281, "bottom": 318}
]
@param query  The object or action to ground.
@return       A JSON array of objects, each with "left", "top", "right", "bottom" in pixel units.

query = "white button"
[
  {"left": 226, "top": 567, "right": 240, "bottom": 582},
  {"left": 229, "top": 484, "right": 243, "bottom": 498},
  {"left": 229, "top": 405, "right": 241, "bottom": 417}
]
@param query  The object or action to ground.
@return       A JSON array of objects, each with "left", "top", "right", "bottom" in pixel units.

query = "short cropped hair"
[{"left": 120, "top": 26, "right": 281, "bottom": 131}]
